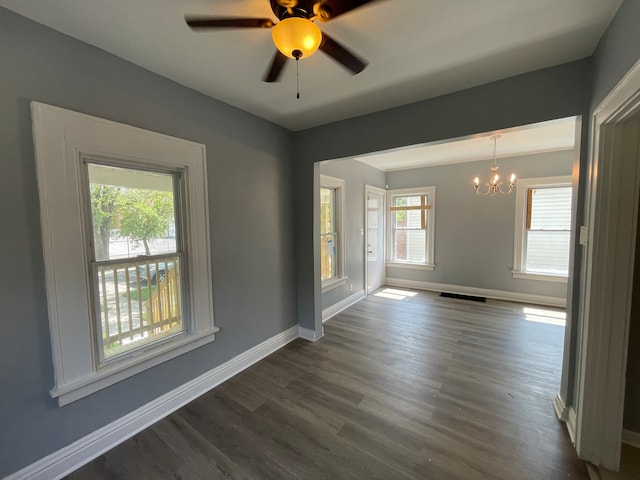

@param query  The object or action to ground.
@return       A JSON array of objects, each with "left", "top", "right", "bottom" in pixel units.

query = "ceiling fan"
[{"left": 185, "top": 0, "right": 378, "bottom": 82}]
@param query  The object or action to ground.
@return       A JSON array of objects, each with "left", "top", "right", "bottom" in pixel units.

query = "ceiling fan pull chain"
[
  {"left": 296, "top": 60, "right": 300, "bottom": 99},
  {"left": 296, "top": 59, "right": 300, "bottom": 99},
  {"left": 293, "top": 48, "right": 303, "bottom": 99}
]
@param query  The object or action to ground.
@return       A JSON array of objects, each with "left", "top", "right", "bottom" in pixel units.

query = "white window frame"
[
  {"left": 319, "top": 175, "right": 346, "bottom": 292},
  {"left": 512, "top": 176, "right": 572, "bottom": 283},
  {"left": 32, "top": 102, "right": 217, "bottom": 405},
  {"left": 386, "top": 186, "right": 436, "bottom": 270}
]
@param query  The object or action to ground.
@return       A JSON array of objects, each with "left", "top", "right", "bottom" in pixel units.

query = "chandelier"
[{"left": 473, "top": 135, "right": 517, "bottom": 196}]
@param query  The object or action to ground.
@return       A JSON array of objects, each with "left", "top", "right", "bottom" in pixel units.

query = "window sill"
[
  {"left": 322, "top": 277, "right": 347, "bottom": 293},
  {"left": 50, "top": 327, "right": 219, "bottom": 406},
  {"left": 386, "top": 262, "right": 436, "bottom": 271},
  {"left": 512, "top": 271, "right": 568, "bottom": 283}
]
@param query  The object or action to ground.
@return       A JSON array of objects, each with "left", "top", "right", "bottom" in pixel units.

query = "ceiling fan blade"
[
  {"left": 263, "top": 51, "right": 288, "bottom": 82},
  {"left": 313, "top": 0, "right": 379, "bottom": 21},
  {"left": 185, "top": 17, "right": 274, "bottom": 29},
  {"left": 319, "top": 33, "right": 367, "bottom": 75}
]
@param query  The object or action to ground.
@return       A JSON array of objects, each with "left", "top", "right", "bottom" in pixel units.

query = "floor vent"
[{"left": 440, "top": 292, "right": 487, "bottom": 302}]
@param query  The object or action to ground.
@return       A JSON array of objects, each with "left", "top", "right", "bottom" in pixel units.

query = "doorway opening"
[
  {"left": 316, "top": 117, "right": 580, "bottom": 338},
  {"left": 574, "top": 58, "right": 640, "bottom": 473},
  {"left": 365, "top": 185, "right": 386, "bottom": 295}
]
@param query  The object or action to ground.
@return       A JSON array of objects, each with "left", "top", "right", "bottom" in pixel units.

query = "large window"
[
  {"left": 387, "top": 187, "right": 436, "bottom": 269},
  {"left": 513, "top": 176, "right": 573, "bottom": 281},
  {"left": 87, "top": 163, "right": 184, "bottom": 363},
  {"left": 32, "top": 102, "right": 216, "bottom": 405},
  {"left": 320, "top": 175, "right": 345, "bottom": 291}
]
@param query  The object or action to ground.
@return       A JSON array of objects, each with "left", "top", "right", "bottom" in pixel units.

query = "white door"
[{"left": 366, "top": 186, "right": 385, "bottom": 294}]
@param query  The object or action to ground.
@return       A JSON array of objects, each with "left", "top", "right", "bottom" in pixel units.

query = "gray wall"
[
  {"left": 591, "top": 0, "right": 640, "bottom": 108},
  {"left": 589, "top": 0, "right": 640, "bottom": 433},
  {"left": 319, "top": 160, "right": 386, "bottom": 310},
  {"left": 0, "top": 8, "right": 297, "bottom": 477},
  {"left": 385, "top": 151, "right": 573, "bottom": 299}
]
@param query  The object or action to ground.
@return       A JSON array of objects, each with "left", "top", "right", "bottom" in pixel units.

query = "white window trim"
[
  {"left": 321, "top": 277, "right": 348, "bottom": 293},
  {"left": 512, "top": 175, "right": 572, "bottom": 283},
  {"left": 386, "top": 186, "right": 436, "bottom": 268},
  {"left": 386, "top": 262, "right": 436, "bottom": 271},
  {"left": 31, "top": 102, "right": 217, "bottom": 406},
  {"left": 320, "top": 174, "right": 346, "bottom": 292},
  {"left": 511, "top": 271, "right": 569, "bottom": 283}
]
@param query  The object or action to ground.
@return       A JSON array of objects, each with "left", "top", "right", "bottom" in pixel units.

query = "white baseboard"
[
  {"left": 622, "top": 429, "right": 640, "bottom": 448},
  {"left": 553, "top": 394, "right": 577, "bottom": 445},
  {"left": 4, "top": 325, "right": 300, "bottom": 480},
  {"left": 567, "top": 406, "right": 577, "bottom": 444},
  {"left": 322, "top": 289, "right": 365, "bottom": 322},
  {"left": 385, "top": 278, "right": 566, "bottom": 308},
  {"left": 298, "top": 325, "right": 324, "bottom": 342},
  {"left": 553, "top": 394, "right": 569, "bottom": 422},
  {"left": 586, "top": 463, "right": 601, "bottom": 480}
]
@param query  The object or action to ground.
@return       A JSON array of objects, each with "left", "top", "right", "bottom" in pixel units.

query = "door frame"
[
  {"left": 575, "top": 57, "right": 640, "bottom": 470},
  {"left": 364, "top": 185, "right": 386, "bottom": 295}
]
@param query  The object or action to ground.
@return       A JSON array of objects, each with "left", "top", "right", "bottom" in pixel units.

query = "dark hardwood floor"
[{"left": 67, "top": 288, "right": 588, "bottom": 479}]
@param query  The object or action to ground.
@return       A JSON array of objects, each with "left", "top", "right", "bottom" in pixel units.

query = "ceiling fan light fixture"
[{"left": 272, "top": 17, "right": 322, "bottom": 59}]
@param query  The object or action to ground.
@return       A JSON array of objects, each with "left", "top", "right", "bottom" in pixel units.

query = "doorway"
[
  {"left": 365, "top": 185, "right": 386, "bottom": 294},
  {"left": 575, "top": 57, "right": 640, "bottom": 471}
]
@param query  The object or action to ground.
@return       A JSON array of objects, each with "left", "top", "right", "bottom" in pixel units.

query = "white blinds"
[{"left": 526, "top": 186, "right": 572, "bottom": 275}]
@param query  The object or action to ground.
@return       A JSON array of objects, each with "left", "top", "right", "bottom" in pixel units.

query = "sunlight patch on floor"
[
  {"left": 374, "top": 288, "right": 419, "bottom": 300},
  {"left": 523, "top": 306, "right": 566, "bottom": 326}
]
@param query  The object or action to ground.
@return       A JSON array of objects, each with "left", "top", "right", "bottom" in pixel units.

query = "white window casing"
[
  {"left": 386, "top": 186, "right": 436, "bottom": 269},
  {"left": 512, "top": 176, "right": 572, "bottom": 283},
  {"left": 319, "top": 175, "right": 346, "bottom": 292},
  {"left": 31, "top": 102, "right": 217, "bottom": 405}
]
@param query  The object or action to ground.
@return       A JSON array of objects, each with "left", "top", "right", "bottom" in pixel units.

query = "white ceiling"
[
  {"left": 353, "top": 117, "right": 577, "bottom": 171},
  {"left": 0, "top": 0, "right": 621, "bottom": 131}
]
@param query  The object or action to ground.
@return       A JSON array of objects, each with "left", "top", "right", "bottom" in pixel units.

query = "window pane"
[
  {"left": 321, "top": 234, "right": 337, "bottom": 280},
  {"left": 88, "top": 163, "right": 177, "bottom": 261},
  {"left": 367, "top": 229, "right": 378, "bottom": 259},
  {"left": 393, "top": 196, "right": 407, "bottom": 208},
  {"left": 406, "top": 209, "right": 423, "bottom": 229},
  {"left": 96, "top": 255, "right": 182, "bottom": 359},
  {"left": 393, "top": 195, "right": 428, "bottom": 230},
  {"left": 524, "top": 185, "right": 572, "bottom": 275},
  {"left": 526, "top": 231, "right": 570, "bottom": 274},
  {"left": 320, "top": 188, "right": 334, "bottom": 235},
  {"left": 394, "top": 195, "right": 422, "bottom": 207},
  {"left": 88, "top": 163, "right": 184, "bottom": 361},
  {"left": 394, "top": 230, "right": 426, "bottom": 263},
  {"left": 392, "top": 193, "right": 430, "bottom": 263},
  {"left": 393, "top": 209, "right": 407, "bottom": 228},
  {"left": 530, "top": 187, "right": 572, "bottom": 230}
]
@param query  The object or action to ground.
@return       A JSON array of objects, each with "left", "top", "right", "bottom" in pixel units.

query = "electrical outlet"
[{"left": 349, "top": 283, "right": 353, "bottom": 292}]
